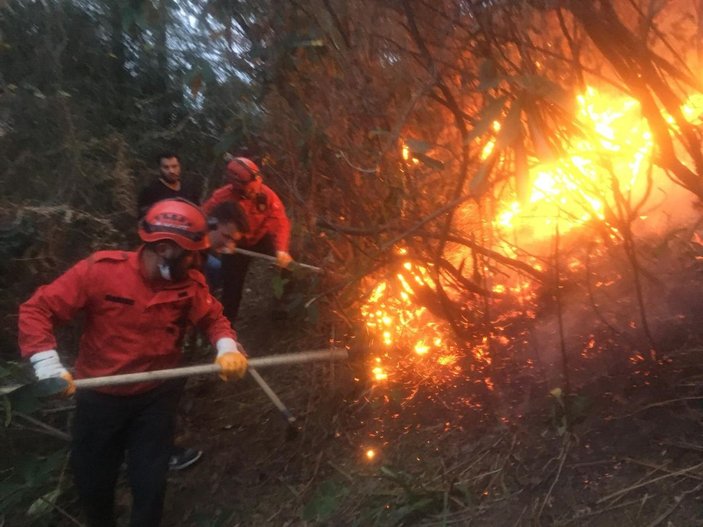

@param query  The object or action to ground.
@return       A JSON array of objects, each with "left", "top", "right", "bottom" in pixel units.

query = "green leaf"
[
  {"left": 0, "top": 482, "right": 25, "bottom": 512},
  {"left": 26, "top": 488, "right": 60, "bottom": 518},
  {"left": 35, "top": 450, "right": 67, "bottom": 482},
  {"left": 6, "top": 386, "right": 41, "bottom": 415},
  {"left": 271, "top": 275, "right": 289, "bottom": 299},
  {"left": 302, "top": 479, "right": 349, "bottom": 521},
  {"left": 16, "top": 457, "right": 40, "bottom": 486},
  {"left": 3, "top": 377, "right": 67, "bottom": 415},
  {"left": 32, "top": 378, "right": 69, "bottom": 398}
]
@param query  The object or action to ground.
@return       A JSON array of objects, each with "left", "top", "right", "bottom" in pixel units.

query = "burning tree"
[{"left": 213, "top": 0, "right": 703, "bottom": 399}]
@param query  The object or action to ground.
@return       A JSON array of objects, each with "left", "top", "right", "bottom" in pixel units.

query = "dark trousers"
[
  {"left": 221, "top": 235, "right": 277, "bottom": 321},
  {"left": 71, "top": 382, "right": 181, "bottom": 527}
]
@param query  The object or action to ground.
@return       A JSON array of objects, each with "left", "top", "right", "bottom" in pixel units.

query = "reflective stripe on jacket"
[{"left": 18, "top": 249, "right": 236, "bottom": 395}]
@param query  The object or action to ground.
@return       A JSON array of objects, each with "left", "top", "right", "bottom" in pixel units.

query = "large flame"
[
  {"left": 364, "top": 86, "right": 703, "bottom": 385},
  {"left": 494, "top": 86, "right": 655, "bottom": 239},
  {"left": 493, "top": 87, "right": 703, "bottom": 239}
]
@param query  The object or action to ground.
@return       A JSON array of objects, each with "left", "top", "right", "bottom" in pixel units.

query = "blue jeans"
[{"left": 204, "top": 253, "right": 222, "bottom": 290}]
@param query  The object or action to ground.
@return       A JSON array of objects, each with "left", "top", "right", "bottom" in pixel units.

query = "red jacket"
[
  {"left": 203, "top": 183, "right": 291, "bottom": 252},
  {"left": 18, "top": 249, "right": 236, "bottom": 395}
]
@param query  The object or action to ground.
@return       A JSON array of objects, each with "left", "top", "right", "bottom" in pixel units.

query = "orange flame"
[
  {"left": 370, "top": 87, "right": 703, "bottom": 386},
  {"left": 492, "top": 86, "right": 702, "bottom": 240}
]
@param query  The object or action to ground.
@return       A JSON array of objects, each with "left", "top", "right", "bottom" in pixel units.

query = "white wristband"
[
  {"left": 215, "top": 338, "right": 242, "bottom": 358},
  {"left": 29, "top": 350, "right": 67, "bottom": 380}
]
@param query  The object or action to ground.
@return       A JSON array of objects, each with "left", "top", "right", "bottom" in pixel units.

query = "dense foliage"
[{"left": 2, "top": 0, "right": 703, "bottom": 524}]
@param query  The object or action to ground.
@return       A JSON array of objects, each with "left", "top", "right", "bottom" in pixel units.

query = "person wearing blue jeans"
[{"left": 204, "top": 200, "right": 250, "bottom": 292}]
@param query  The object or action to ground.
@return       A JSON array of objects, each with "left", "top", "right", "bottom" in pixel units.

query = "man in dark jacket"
[{"left": 137, "top": 152, "right": 200, "bottom": 217}]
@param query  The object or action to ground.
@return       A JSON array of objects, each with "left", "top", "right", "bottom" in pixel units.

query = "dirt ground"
[
  {"left": 8, "top": 250, "right": 703, "bottom": 526},
  {"left": 150, "top": 257, "right": 703, "bottom": 527}
]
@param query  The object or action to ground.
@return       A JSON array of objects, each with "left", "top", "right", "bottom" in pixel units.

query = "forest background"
[{"left": 3, "top": 0, "right": 703, "bottom": 525}]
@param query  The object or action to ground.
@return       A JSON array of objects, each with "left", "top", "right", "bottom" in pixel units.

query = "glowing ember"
[
  {"left": 372, "top": 366, "right": 388, "bottom": 381},
  {"left": 414, "top": 341, "right": 430, "bottom": 355},
  {"left": 472, "top": 338, "right": 493, "bottom": 365},
  {"left": 360, "top": 248, "right": 459, "bottom": 384},
  {"left": 480, "top": 121, "right": 502, "bottom": 160},
  {"left": 366, "top": 449, "right": 376, "bottom": 460},
  {"left": 437, "top": 354, "right": 458, "bottom": 366},
  {"left": 401, "top": 142, "right": 420, "bottom": 164},
  {"left": 681, "top": 93, "right": 703, "bottom": 124}
]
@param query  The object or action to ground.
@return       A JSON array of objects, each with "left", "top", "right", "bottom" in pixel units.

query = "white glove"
[
  {"left": 29, "top": 350, "right": 75, "bottom": 396},
  {"left": 30, "top": 350, "right": 68, "bottom": 380}
]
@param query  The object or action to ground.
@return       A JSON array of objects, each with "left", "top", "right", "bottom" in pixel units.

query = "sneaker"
[{"left": 168, "top": 447, "right": 203, "bottom": 471}]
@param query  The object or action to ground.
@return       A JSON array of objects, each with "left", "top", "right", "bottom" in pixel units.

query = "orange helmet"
[
  {"left": 225, "top": 157, "right": 261, "bottom": 185},
  {"left": 139, "top": 199, "right": 210, "bottom": 251}
]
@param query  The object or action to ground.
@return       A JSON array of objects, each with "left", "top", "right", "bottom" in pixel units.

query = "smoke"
[{"left": 525, "top": 189, "right": 703, "bottom": 387}]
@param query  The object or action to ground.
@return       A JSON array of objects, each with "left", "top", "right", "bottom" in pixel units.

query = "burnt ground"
[
  {"left": 155, "top": 253, "right": 703, "bottom": 527},
  {"left": 7, "top": 242, "right": 703, "bottom": 526}
]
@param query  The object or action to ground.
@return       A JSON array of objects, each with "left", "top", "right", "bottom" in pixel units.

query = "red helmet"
[
  {"left": 139, "top": 199, "right": 210, "bottom": 251},
  {"left": 226, "top": 157, "right": 261, "bottom": 184}
]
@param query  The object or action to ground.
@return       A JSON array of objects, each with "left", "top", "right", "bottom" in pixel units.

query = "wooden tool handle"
[
  {"left": 73, "top": 348, "right": 347, "bottom": 389},
  {"left": 233, "top": 248, "right": 323, "bottom": 273}
]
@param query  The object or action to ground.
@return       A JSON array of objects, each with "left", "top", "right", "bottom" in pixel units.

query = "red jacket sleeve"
[
  {"left": 18, "top": 258, "right": 91, "bottom": 358},
  {"left": 187, "top": 277, "right": 237, "bottom": 345},
  {"left": 263, "top": 186, "right": 291, "bottom": 252},
  {"left": 202, "top": 185, "right": 233, "bottom": 216}
]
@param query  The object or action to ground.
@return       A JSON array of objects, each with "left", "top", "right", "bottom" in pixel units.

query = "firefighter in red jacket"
[
  {"left": 18, "top": 199, "right": 247, "bottom": 527},
  {"left": 203, "top": 157, "right": 293, "bottom": 321}
]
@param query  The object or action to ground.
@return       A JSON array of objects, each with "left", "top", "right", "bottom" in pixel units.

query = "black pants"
[
  {"left": 71, "top": 382, "right": 180, "bottom": 527},
  {"left": 221, "top": 235, "right": 277, "bottom": 321}
]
